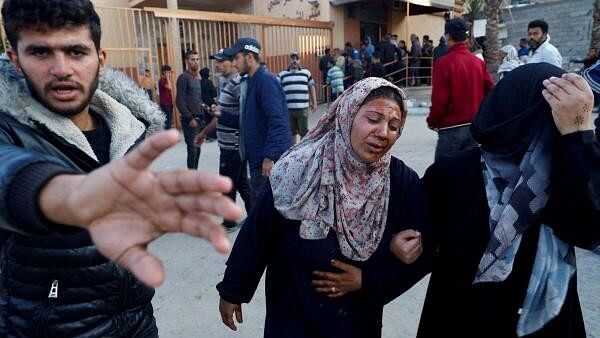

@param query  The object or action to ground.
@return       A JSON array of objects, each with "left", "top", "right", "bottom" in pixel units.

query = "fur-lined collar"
[{"left": 0, "top": 55, "right": 165, "bottom": 161}]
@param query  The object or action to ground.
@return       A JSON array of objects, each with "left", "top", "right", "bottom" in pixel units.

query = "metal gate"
[{"left": 0, "top": 5, "right": 333, "bottom": 122}]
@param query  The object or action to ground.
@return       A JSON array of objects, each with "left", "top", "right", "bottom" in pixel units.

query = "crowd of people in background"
[
  {"left": 144, "top": 16, "right": 600, "bottom": 178},
  {"left": 140, "top": 16, "right": 600, "bottom": 192},
  {"left": 317, "top": 33, "right": 442, "bottom": 91}
]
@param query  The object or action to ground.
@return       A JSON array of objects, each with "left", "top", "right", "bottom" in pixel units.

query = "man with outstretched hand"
[{"left": 0, "top": 0, "right": 241, "bottom": 337}]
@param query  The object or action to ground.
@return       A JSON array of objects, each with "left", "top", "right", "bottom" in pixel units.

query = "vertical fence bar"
[
  {"left": 145, "top": 11, "right": 155, "bottom": 78},
  {"left": 201, "top": 21, "right": 209, "bottom": 68},
  {"left": 193, "top": 21, "right": 201, "bottom": 65},
  {"left": 116, "top": 10, "right": 128, "bottom": 77},
  {"left": 157, "top": 15, "right": 165, "bottom": 68},
  {"left": 125, "top": 10, "right": 136, "bottom": 79}
]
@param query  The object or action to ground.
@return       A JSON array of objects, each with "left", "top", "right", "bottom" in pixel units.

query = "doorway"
[{"left": 360, "top": 22, "right": 387, "bottom": 45}]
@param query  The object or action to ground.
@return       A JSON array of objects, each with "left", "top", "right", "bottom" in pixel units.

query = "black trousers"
[
  {"left": 181, "top": 117, "right": 204, "bottom": 170},
  {"left": 220, "top": 149, "right": 253, "bottom": 227}
]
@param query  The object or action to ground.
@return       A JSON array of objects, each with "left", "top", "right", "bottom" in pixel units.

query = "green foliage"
[{"left": 464, "top": 0, "right": 486, "bottom": 21}]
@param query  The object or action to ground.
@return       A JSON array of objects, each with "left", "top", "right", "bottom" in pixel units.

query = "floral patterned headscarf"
[{"left": 270, "top": 77, "right": 407, "bottom": 261}]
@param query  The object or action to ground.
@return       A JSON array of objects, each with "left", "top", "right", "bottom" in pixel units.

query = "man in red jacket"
[{"left": 427, "top": 18, "right": 495, "bottom": 160}]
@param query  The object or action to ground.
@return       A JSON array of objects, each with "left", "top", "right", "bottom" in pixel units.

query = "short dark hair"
[
  {"left": 528, "top": 20, "right": 548, "bottom": 34},
  {"left": 185, "top": 50, "right": 199, "bottom": 60},
  {"left": 242, "top": 51, "right": 260, "bottom": 62},
  {"left": 362, "top": 87, "right": 406, "bottom": 120},
  {"left": 161, "top": 65, "right": 172, "bottom": 73},
  {"left": 2, "top": 0, "right": 102, "bottom": 51},
  {"left": 444, "top": 18, "right": 468, "bottom": 42},
  {"left": 199, "top": 67, "right": 210, "bottom": 79}
]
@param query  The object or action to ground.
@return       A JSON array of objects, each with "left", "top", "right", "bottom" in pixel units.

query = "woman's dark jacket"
[
  {"left": 418, "top": 131, "right": 600, "bottom": 338},
  {"left": 217, "top": 157, "right": 431, "bottom": 338}
]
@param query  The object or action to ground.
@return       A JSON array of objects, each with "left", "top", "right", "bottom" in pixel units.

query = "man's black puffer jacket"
[{"left": 0, "top": 57, "right": 165, "bottom": 337}]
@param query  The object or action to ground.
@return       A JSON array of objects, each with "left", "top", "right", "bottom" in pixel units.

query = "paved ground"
[{"left": 149, "top": 106, "right": 600, "bottom": 337}]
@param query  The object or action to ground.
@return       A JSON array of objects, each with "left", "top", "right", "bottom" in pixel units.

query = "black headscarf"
[{"left": 471, "top": 63, "right": 565, "bottom": 157}]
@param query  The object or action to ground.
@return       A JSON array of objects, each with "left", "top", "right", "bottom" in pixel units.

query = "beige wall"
[
  {"left": 254, "top": 0, "right": 328, "bottom": 21},
  {"left": 330, "top": 4, "right": 345, "bottom": 51},
  {"left": 92, "top": 0, "right": 129, "bottom": 7},
  {"left": 389, "top": 12, "right": 445, "bottom": 45},
  {"left": 344, "top": 12, "right": 361, "bottom": 51}
]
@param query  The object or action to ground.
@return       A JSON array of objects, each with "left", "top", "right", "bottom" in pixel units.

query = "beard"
[
  {"left": 236, "top": 59, "right": 249, "bottom": 75},
  {"left": 528, "top": 37, "right": 545, "bottom": 50},
  {"left": 22, "top": 65, "right": 99, "bottom": 118}
]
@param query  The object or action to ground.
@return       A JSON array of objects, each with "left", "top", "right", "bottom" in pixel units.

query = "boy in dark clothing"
[
  {"left": 158, "top": 65, "right": 174, "bottom": 129},
  {"left": 319, "top": 48, "right": 333, "bottom": 98}
]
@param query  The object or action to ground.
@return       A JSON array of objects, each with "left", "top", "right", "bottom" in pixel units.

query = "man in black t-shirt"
[{"left": 176, "top": 50, "right": 207, "bottom": 169}]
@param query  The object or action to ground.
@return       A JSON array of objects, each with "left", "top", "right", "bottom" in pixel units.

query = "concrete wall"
[{"left": 501, "top": 0, "right": 594, "bottom": 68}]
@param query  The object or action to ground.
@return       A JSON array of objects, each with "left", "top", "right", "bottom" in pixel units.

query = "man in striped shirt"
[
  {"left": 278, "top": 52, "right": 317, "bottom": 144},
  {"left": 196, "top": 49, "right": 252, "bottom": 231}
]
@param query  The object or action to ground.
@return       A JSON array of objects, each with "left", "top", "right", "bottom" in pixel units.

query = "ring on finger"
[{"left": 331, "top": 286, "right": 337, "bottom": 293}]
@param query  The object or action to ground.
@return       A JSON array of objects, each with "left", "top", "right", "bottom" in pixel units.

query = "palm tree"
[
  {"left": 484, "top": 0, "right": 503, "bottom": 76},
  {"left": 463, "top": 0, "right": 485, "bottom": 22},
  {"left": 591, "top": 0, "right": 600, "bottom": 49},
  {"left": 463, "top": 0, "right": 504, "bottom": 77}
]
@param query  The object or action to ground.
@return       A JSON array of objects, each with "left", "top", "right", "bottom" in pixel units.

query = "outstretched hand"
[{"left": 40, "top": 130, "right": 242, "bottom": 287}]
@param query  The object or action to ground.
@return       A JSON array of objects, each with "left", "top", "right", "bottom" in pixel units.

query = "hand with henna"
[{"left": 542, "top": 73, "right": 595, "bottom": 135}]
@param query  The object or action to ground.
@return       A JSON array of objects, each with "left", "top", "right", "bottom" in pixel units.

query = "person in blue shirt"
[
  {"left": 518, "top": 38, "right": 530, "bottom": 63},
  {"left": 225, "top": 38, "right": 292, "bottom": 199},
  {"left": 361, "top": 37, "right": 375, "bottom": 63},
  {"left": 345, "top": 41, "right": 360, "bottom": 61}
]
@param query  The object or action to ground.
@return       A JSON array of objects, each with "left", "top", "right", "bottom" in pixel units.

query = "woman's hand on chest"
[{"left": 311, "top": 259, "right": 362, "bottom": 298}]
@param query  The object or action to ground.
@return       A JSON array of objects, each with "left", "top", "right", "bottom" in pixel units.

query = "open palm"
[{"left": 59, "top": 130, "right": 242, "bottom": 287}]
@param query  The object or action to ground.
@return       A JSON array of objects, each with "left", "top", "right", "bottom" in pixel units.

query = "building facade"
[{"left": 93, "top": 0, "right": 457, "bottom": 57}]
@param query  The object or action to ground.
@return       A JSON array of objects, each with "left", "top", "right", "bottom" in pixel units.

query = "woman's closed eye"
[{"left": 389, "top": 124, "right": 400, "bottom": 132}]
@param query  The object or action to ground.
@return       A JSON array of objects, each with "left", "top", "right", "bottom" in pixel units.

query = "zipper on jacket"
[
  {"left": 48, "top": 279, "right": 59, "bottom": 299},
  {"left": 33, "top": 280, "right": 59, "bottom": 337}
]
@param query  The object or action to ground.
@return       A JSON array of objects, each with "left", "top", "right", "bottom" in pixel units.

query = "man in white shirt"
[{"left": 526, "top": 19, "right": 562, "bottom": 68}]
